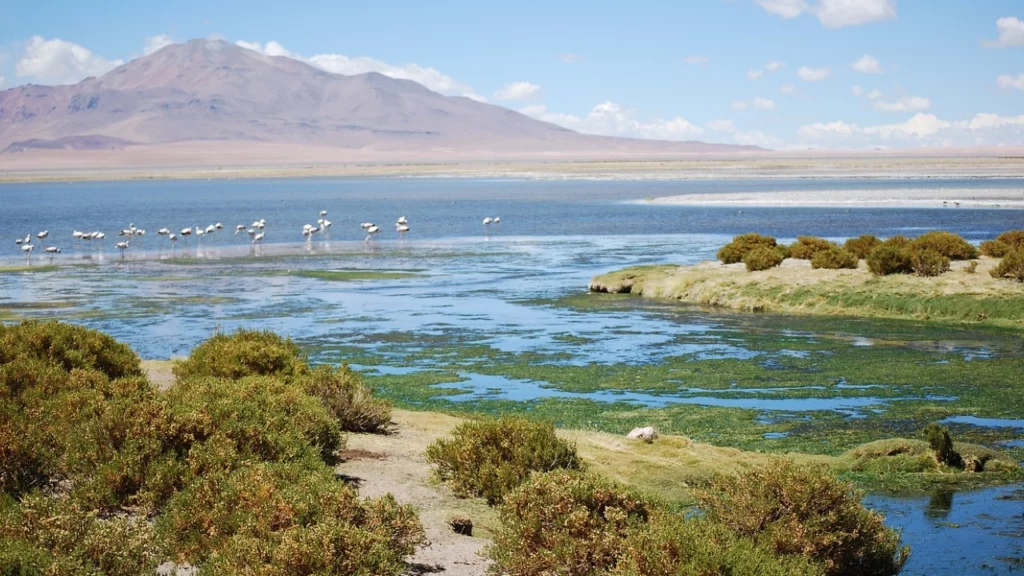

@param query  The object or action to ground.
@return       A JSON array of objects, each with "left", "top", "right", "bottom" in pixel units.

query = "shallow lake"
[{"left": 2, "top": 176, "right": 1022, "bottom": 574}]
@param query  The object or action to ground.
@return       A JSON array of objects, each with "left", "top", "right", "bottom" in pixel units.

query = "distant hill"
[{"left": 0, "top": 39, "right": 761, "bottom": 164}]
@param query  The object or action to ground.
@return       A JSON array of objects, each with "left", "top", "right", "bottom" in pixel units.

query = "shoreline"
[{"left": 644, "top": 187, "right": 1024, "bottom": 209}]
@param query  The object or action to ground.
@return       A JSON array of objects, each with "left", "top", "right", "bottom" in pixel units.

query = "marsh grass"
[{"left": 0, "top": 265, "right": 59, "bottom": 274}]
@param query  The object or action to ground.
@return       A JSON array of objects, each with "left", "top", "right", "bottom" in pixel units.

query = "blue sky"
[{"left": 3, "top": 0, "right": 1024, "bottom": 149}]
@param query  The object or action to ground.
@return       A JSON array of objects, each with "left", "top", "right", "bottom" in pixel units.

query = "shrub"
[
  {"left": 696, "top": 459, "right": 909, "bottom": 576},
  {"left": 965, "top": 261, "right": 978, "bottom": 274},
  {"left": 790, "top": 236, "right": 839, "bottom": 260},
  {"left": 910, "top": 249, "right": 951, "bottom": 277},
  {"left": 867, "top": 242, "right": 913, "bottom": 276},
  {"left": 0, "top": 320, "right": 142, "bottom": 380},
  {"left": 158, "top": 462, "right": 423, "bottom": 573},
  {"left": 990, "top": 249, "right": 1024, "bottom": 282},
  {"left": 923, "top": 423, "right": 962, "bottom": 468},
  {"left": 173, "top": 329, "right": 308, "bottom": 381},
  {"left": 743, "top": 246, "right": 785, "bottom": 271},
  {"left": 811, "top": 247, "right": 859, "bottom": 270},
  {"left": 487, "top": 470, "right": 651, "bottom": 575},
  {"left": 995, "top": 230, "right": 1024, "bottom": 249},
  {"left": 298, "top": 365, "right": 392, "bottom": 433},
  {"left": 909, "top": 231, "right": 978, "bottom": 260},
  {"left": 611, "top": 515, "right": 824, "bottom": 576},
  {"left": 717, "top": 233, "right": 778, "bottom": 264},
  {"left": 843, "top": 235, "right": 882, "bottom": 260},
  {"left": 980, "top": 240, "right": 1011, "bottom": 258},
  {"left": 425, "top": 417, "right": 582, "bottom": 505}
]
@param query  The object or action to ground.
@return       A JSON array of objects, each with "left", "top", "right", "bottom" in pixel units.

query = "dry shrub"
[
  {"left": 910, "top": 249, "right": 951, "bottom": 277},
  {"left": 173, "top": 329, "right": 308, "bottom": 381},
  {"left": 425, "top": 417, "right": 582, "bottom": 505},
  {"left": 995, "top": 230, "right": 1024, "bottom": 249},
  {"left": 909, "top": 231, "right": 978, "bottom": 260},
  {"left": 717, "top": 233, "right": 779, "bottom": 264},
  {"left": 980, "top": 240, "right": 1011, "bottom": 258},
  {"left": 867, "top": 238, "right": 914, "bottom": 276},
  {"left": 743, "top": 246, "right": 786, "bottom": 271},
  {"left": 298, "top": 365, "right": 392, "bottom": 433},
  {"left": 844, "top": 235, "right": 882, "bottom": 260},
  {"left": 790, "top": 236, "right": 839, "bottom": 260},
  {"left": 811, "top": 247, "right": 859, "bottom": 270},
  {"left": 696, "top": 459, "right": 909, "bottom": 576},
  {"left": 0, "top": 320, "right": 142, "bottom": 380},
  {"left": 990, "top": 249, "right": 1024, "bottom": 282},
  {"left": 965, "top": 260, "right": 978, "bottom": 274}
]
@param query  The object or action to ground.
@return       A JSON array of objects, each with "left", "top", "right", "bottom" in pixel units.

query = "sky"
[{"left": 2, "top": 0, "right": 1024, "bottom": 150}]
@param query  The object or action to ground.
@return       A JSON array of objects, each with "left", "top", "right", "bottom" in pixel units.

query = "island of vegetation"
[
  {"left": 2, "top": 321, "right": 1020, "bottom": 574},
  {"left": 590, "top": 230, "right": 1024, "bottom": 327}
]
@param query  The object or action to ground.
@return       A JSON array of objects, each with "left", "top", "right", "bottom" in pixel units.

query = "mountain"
[{"left": 0, "top": 39, "right": 760, "bottom": 163}]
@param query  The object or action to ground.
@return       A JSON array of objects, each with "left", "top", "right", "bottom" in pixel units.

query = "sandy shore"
[{"left": 646, "top": 187, "right": 1024, "bottom": 209}]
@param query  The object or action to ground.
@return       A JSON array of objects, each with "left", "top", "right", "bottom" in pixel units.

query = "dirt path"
[{"left": 340, "top": 411, "right": 495, "bottom": 576}]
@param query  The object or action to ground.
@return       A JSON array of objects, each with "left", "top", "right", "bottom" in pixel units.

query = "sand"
[{"left": 646, "top": 187, "right": 1024, "bottom": 209}]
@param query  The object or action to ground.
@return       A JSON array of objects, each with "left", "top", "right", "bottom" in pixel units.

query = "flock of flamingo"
[{"left": 11, "top": 210, "right": 502, "bottom": 263}]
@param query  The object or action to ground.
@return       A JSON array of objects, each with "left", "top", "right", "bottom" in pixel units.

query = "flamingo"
[
  {"left": 361, "top": 222, "right": 374, "bottom": 230},
  {"left": 158, "top": 228, "right": 170, "bottom": 236},
  {"left": 493, "top": 217, "right": 501, "bottom": 224},
  {"left": 93, "top": 232, "right": 105, "bottom": 241},
  {"left": 235, "top": 225, "right": 246, "bottom": 235},
  {"left": 73, "top": 230, "right": 84, "bottom": 239},
  {"left": 322, "top": 219, "right": 332, "bottom": 229},
  {"left": 45, "top": 246, "right": 61, "bottom": 261},
  {"left": 365, "top": 225, "right": 381, "bottom": 242},
  {"left": 396, "top": 224, "right": 410, "bottom": 233},
  {"left": 397, "top": 216, "right": 408, "bottom": 225},
  {"left": 215, "top": 223, "right": 224, "bottom": 230},
  {"left": 320, "top": 210, "right": 328, "bottom": 217},
  {"left": 483, "top": 217, "right": 493, "bottom": 225},
  {"left": 37, "top": 231, "right": 49, "bottom": 240},
  {"left": 115, "top": 240, "right": 129, "bottom": 260},
  {"left": 247, "top": 229, "right": 256, "bottom": 239},
  {"left": 21, "top": 244, "right": 33, "bottom": 262},
  {"left": 253, "top": 232, "right": 265, "bottom": 244}
]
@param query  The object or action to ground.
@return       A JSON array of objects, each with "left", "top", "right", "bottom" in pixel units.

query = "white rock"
[{"left": 627, "top": 426, "right": 658, "bottom": 442}]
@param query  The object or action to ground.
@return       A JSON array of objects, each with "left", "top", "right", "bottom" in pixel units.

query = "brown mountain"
[{"left": 0, "top": 39, "right": 760, "bottom": 163}]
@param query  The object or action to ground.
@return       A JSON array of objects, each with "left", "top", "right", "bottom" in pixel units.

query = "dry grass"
[{"left": 591, "top": 257, "right": 1024, "bottom": 326}]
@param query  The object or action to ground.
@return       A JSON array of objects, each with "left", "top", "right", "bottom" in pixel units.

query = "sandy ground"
[
  {"left": 646, "top": 187, "right": 1024, "bottom": 209},
  {"left": 3, "top": 151, "right": 1024, "bottom": 183}
]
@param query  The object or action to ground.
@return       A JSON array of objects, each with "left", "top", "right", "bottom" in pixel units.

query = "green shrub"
[
  {"left": 980, "top": 240, "right": 1011, "bottom": 258},
  {"left": 909, "top": 231, "right": 978, "bottom": 260},
  {"left": 717, "top": 233, "right": 778, "bottom": 264},
  {"left": 487, "top": 470, "right": 651, "bottom": 575},
  {"left": 811, "top": 247, "right": 859, "bottom": 270},
  {"left": 923, "top": 423, "right": 962, "bottom": 468},
  {"left": 790, "top": 236, "right": 839, "bottom": 260},
  {"left": 426, "top": 417, "right": 582, "bottom": 505},
  {"left": 867, "top": 241, "right": 913, "bottom": 276},
  {"left": 173, "top": 329, "right": 308, "bottom": 381},
  {"left": 990, "top": 249, "right": 1024, "bottom": 282},
  {"left": 910, "top": 249, "right": 951, "bottom": 277},
  {"left": 843, "top": 235, "right": 882, "bottom": 260},
  {"left": 158, "top": 462, "right": 423, "bottom": 573},
  {"left": 696, "top": 459, "right": 909, "bottom": 576},
  {"left": 611, "top": 515, "right": 824, "bottom": 576},
  {"left": 0, "top": 321, "right": 142, "bottom": 380},
  {"left": 743, "top": 246, "right": 786, "bottom": 271},
  {"left": 298, "top": 365, "right": 392, "bottom": 433}
]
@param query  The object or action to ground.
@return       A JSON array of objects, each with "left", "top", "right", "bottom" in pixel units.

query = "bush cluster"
[
  {"left": 908, "top": 231, "right": 978, "bottom": 260},
  {"left": 717, "top": 233, "right": 779, "bottom": 264},
  {"left": 425, "top": 416, "right": 582, "bottom": 504},
  {"left": 743, "top": 246, "right": 786, "bottom": 271},
  {"left": 790, "top": 236, "right": 839, "bottom": 260},
  {"left": 811, "top": 246, "right": 859, "bottom": 270},
  {"left": 844, "top": 235, "right": 882, "bottom": 259},
  {"left": 298, "top": 365, "right": 392, "bottom": 433},
  {"left": 981, "top": 230, "right": 1024, "bottom": 257},
  {"left": 1, "top": 322, "right": 417, "bottom": 575},
  {"left": 990, "top": 248, "right": 1024, "bottom": 282},
  {"left": 910, "top": 249, "right": 951, "bottom": 277}
]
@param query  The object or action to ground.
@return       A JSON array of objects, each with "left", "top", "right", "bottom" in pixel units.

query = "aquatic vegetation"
[
  {"left": 0, "top": 265, "right": 59, "bottom": 274},
  {"left": 426, "top": 416, "right": 583, "bottom": 504}
]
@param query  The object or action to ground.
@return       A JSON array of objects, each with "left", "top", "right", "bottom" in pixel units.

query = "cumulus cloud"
[
  {"left": 236, "top": 39, "right": 486, "bottom": 101},
  {"left": 755, "top": 0, "right": 895, "bottom": 28},
  {"left": 143, "top": 34, "right": 175, "bottom": 56},
  {"left": 983, "top": 17, "right": 1024, "bottom": 47},
  {"left": 997, "top": 73, "right": 1024, "bottom": 90},
  {"left": 494, "top": 81, "right": 541, "bottom": 101},
  {"left": 684, "top": 55, "right": 710, "bottom": 64},
  {"left": 522, "top": 101, "right": 704, "bottom": 140},
  {"left": 799, "top": 120, "right": 861, "bottom": 139},
  {"left": 781, "top": 83, "right": 798, "bottom": 95},
  {"left": 752, "top": 97, "right": 776, "bottom": 109},
  {"left": 852, "top": 85, "right": 864, "bottom": 97},
  {"left": 518, "top": 104, "right": 548, "bottom": 116},
  {"left": 967, "top": 113, "right": 1024, "bottom": 130},
  {"left": 863, "top": 113, "right": 950, "bottom": 139},
  {"left": 765, "top": 61, "right": 785, "bottom": 72},
  {"left": 874, "top": 96, "right": 931, "bottom": 112},
  {"left": 797, "top": 66, "right": 830, "bottom": 81},
  {"left": 15, "top": 36, "right": 124, "bottom": 85},
  {"left": 852, "top": 54, "right": 881, "bottom": 74},
  {"left": 746, "top": 69, "right": 764, "bottom": 80},
  {"left": 799, "top": 111, "right": 1024, "bottom": 147}
]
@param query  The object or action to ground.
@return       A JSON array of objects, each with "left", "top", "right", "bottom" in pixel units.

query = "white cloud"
[
  {"left": 852, "top": 85, "right": 864, "bottom": 97},
  {"left": 755, "top": 0, "right": 808, "bottom": 19},
  {"left": 797, "top": 66, "right": 830, "bottom": 81},
  {"left": 731, "top": 100, "right": 749, "bottom": 111},
  {"left": 983, "top": 17, "right": 1024, "bottom": 47},
  {"left": 867, "top": 88, "right": 882, "bottom": 99},
  {"left": 560, "top": 53, "right": 582, "bottom": 63},
  {"left": 752, "top": 97, "right": 776, "bottom": 110},
  {"left": 706, "top": 119, "right": 736, "bottom": 132},
  {"left": 863, "top": 113, "right": 950, "bottom": 139},
  {"left": 852, "top": 54, "right": 881, "bottom": 74},
  {"left": 518, "top": 104, "right": 548, "bottom": 116},
  {"left": 15, "top": 36, "right": 124, "bottom": 85},
  {"left": 494, "top": 81, "right": 541, "bottom": 101},
  {"left": 143, "top": 34, "right": 175, "bottom": 56},
  {"left": 734, "top": 130, "right": 784, "bottom": 148},
  {"left": 684, "top": 55, "right": 710, "bottom": 64},
  {"left": 765, "top": 61, "right": 785, "bottom": 72},
  {"left": 780, "top": 84, "right": 798, "bottom": 95},
  {"left": 746, "top": 69, "right": 764, "bottom": 80},
  {"left": 997, "top": 73, "right": 1024, "bottom": 90},
  {"left": 817, "top": 0, "right": 896, "bottom": 28},
  {"left": 0, "top": 76, "right": 5, "bottom": 89},
  {"left": 799, "top": 120, "right": 861, "bottom": 139},
  {"left": 236, "top": 40, "right": 298, "bottom": 59},
  {"left": 968, "top": 113, "right": 1024, "bottom": 130},
  {"left": 874, "top": 96, "right": 931, "bottom": 112},
  {"left": 531, "top": 101, "right": 704, "bottom": 141}
]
